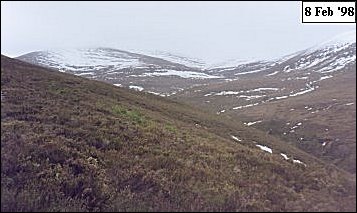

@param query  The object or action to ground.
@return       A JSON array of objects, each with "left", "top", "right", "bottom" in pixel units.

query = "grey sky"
[{"left": 1, "top": 1, "right": 355, "bottom": 63}]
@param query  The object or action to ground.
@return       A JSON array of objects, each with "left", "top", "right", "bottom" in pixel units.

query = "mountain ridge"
[{"left": 16, "top": 31, "right": 356, "bottom": 87}]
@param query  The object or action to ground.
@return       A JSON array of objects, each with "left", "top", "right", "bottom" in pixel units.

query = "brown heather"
[{"left": 1, "top": 55, "right": 356, "bottom": 211}]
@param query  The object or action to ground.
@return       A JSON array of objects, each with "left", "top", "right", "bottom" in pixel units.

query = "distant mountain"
[
  {"left": 272, "top": 30, "right": 356, "bottom": 75},
  {"left": 17, "top": 31, "right": 355, "bottom": 97},
  {"left": 208, "top": 30, "right": 356, "bottom": 77},
  {"left": 17, "top": 48, "right": 223, "bottom": 96},
  {"left": 17, "top": 47, "right": 200, "bottom": 73}
]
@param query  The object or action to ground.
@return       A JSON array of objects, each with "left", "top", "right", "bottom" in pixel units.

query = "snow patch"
[
  {"left": 266, "top": 71, "right": 279, "bottom": 76},
  {"left": 214, "top": 91, "right": 241, "bottom": 96},
  {"left": 235, "top": 69, "right": 265, "bottom": 75},
  {"left": 217, "top": 109, "right": 226, "bottom": 114},
  {"left": 129, "top": 85, "right": 144, "bottom": 91},
  {"left": 139, "top": 50, "right": 207, "bottom": 69},
  {"left": 295, "top": 76, "right": 309, "bottom": 80},
  {"left": 256, "top": 144, "right": 273, "bottom": 154},
  {"left": 275, "top": 95, "right": 288, "bottom": 100},
  {"left": 146, "top": 91, "right": 164, "bottom": 96},
  {"left": 140, "top": 69, "right": 222, "bottom": 79},
  {"left": 75, "top": 72, "right": 95, "bottom": 76},
  {"left": 244, "top": 120, "right": 262, "bottom": 126},
  {"left": 251, "top": 88, "right": 280, "bottom": 92},
  {"left": 208, "top": 58, "right": 257, "bottom": 69},
  {"left": 289, "top": 86, "right": 315, "bottom": 97},
  {"left": 292, "top": 159, "right": 306, "bottom": 166},
  {"left": 280, "top": 153, "right": 289, "bottom": 160},
  {"left": 233, "top": 102, "right": 259, "bottom": 110},
  {"left": 319, "top": 75, "right": 333, "bottom": 81},
  {"left": 239, "top": 95, "right": 266, "bottom": 100},
  {"left": 231, "top": 135, "right": 242, "bottom": 142}
]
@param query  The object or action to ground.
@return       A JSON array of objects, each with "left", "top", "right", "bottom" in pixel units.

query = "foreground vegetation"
[{"left": 1, "top": 56, "right": 355, "bottom": 211}]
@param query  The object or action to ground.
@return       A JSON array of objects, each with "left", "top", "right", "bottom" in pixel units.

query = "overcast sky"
[{"left": 1, "top": 1, "right": 355, "bottom": 63}]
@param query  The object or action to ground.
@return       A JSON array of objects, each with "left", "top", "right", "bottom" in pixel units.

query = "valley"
[
  {"left": 17, "top": 31, "right": 357, "bottom": 174},
  {"left": 2, "top": 2, "right": 355, "bottom": 212},
  {"left": 1, "top": 55, "right": 356, "bottom": 211}
]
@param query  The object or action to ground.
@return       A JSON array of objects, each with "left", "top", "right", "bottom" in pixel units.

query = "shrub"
[{"left": 112, "top": 105, "right": 146, "bottom": 125}]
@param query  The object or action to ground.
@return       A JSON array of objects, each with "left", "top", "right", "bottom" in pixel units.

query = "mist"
[{"left": 1, "top": 1, "right": 355, "bottom": 63}]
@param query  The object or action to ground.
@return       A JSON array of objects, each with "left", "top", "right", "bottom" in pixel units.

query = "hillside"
[
  {"left": 1, "top": 55, "right": 356, "bottom": 211},
  {"left": 176, "top": 34, "right": 356, "bottom": 174}
]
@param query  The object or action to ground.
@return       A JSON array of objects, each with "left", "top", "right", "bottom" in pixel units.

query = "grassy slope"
[{"left": 1, "top": 55, "right": 355, "bottom": 211}]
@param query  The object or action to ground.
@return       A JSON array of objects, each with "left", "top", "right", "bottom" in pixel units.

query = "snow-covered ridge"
[
  {"left": 276, "top": 30, "right": 355, "bottom": 63},
  {"left": 17, "top": 30, "right": 355, "bottom": 89},
  {"left": 304, "top": 30, "right": 355, "bottom": 56},
  {"left": 314, "top": 30, "right": 356, "bottom": 49},
  {"left": 33, "top": 48, "right": 145, "bottom": 72},
  {"left": 278, "top": 31, "right": 356, "bottom": 74},
  {"left": 137, "top": 50, "right": 207, "bottom": 69},
  {"left": 207, "top": 58, "right": 258, "bottom": 69},
  {"left": 208, "top": 31, "right": 355, "bottom": 73}
]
